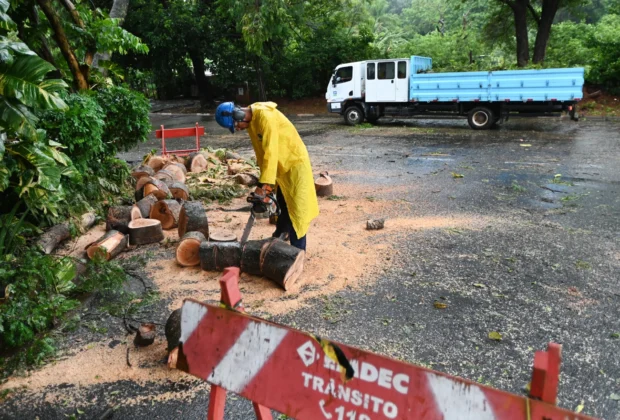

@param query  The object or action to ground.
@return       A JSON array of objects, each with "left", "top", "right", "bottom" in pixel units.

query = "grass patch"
[
  {"left": 327, "top": 195, "right": 346, "bottom": 201},
  {"left": 511, "top": 181, "right": 527, "bottom": 193},
  {"left": 551, "top": 174, "right": 574, "bottom": 186},
  {"left": 574, "top": 260, "right": 592, "bottom": 270}
]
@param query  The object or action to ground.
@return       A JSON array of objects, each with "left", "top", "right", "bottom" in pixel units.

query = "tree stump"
[
  {"left": 260, "top": 239, "right": 305, "bottom": 290},
  {"left": 209, "top": 230, "right": 237, "bottom": 242},
  {"left": 147, "top": 156, "right": 166, "bottom": 172},
  {"left": 36, "top": 212, "right": 96, "bottom": 255},
  {"left": 240, "top": 239, "right": 270, "bottom": 276},
  {"left": 128, "top": 219, "right": 164, "bottom": 245},
  {"left": 131, "top": 164, "right": 155, "bottom": 181},
  {"left": 86, "top": 230, "right": 128, "bottom": 261},
  {"left": 185, "top": 152, "right": 208, "bottom": 173},
  {"left": 178, "top": 201, "right": 209, "bottom": 238},
  {"left": 199, "top": 241, "right": 241, "bottom": 271},
  {"left": 150, "top": 199, "right": 182, "bottom": 229},
  {"left": 105, "top": 206, "right": 133, "bottom": 234},
  {"left": 315, "top": 171, "right": 333, "bottom": 197},
  {"left": 136, "top": 194, "right": 158, "bottom": 219},
  {"left": 163, "top": 163, "right": 186, "bottom": 183},
  {"left": 176, "top": 231, "right": 206, "bottom": 267},
  {"left": 134, "top": 323, "right": 156, "bottom": 347},
  {"left": 169, "top": 182, "right": 190, "bottom": 201}
]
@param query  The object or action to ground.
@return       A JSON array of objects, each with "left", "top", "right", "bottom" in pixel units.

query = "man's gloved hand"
[{"left": 248, "top": 184, "right": 277, "bottom": 214}]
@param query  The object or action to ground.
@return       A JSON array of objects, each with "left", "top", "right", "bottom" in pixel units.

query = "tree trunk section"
[
  {"left": 36, "top": 0, "right": 89, "bottom": 90},
  {"left": 241, "top": 239, "right": 270, "bottom": 276},
  {"left": 164, "top": 162, "right": 187, "bottom": 175},
  {"left": 131, "top": 164, "right": 155, "bottom": 181},
  {"left": 260, "top": 239, "right": 305, "bottom": 290},
  {"left": 147, "top": 156, "right": 166, "bottom": 172},
  {"left": 165, "top": 308, "right": 182, "bottom": 351},
  {"left": 532, "top": 0, "right": 560, "bottom": 64},
  {"left": 169, "top": 182, "right": 190, "bottom": 201},
  {"left": 511, "top": 1, "right": 530, "bottom": 67},
  {"left": 128, "top": 219, "right": 164, "bottom": 246},
  {"left": 150, "top": 200, "right": 182, "bottom": 229},
  {"left": 188, "top": 50, "right": 212, "bottom": 106},
  {"left": 199, "top": 241, "right": 242, "bottom": 271},
  {"left": 161, "top": 164, "right": 186, "bottom": 183},
  {"left": 255, "top": 58, "right": 266, "bottom": 102},
  {"left": 106, "top": 205, "right": 133, "bottom": 234},
  {"left": 178, "top": 201, "right": 209, "bottom": 238},
  {"left": 136, "top": 177, "right": 171, "bottom": 201},
  {"left": 185, "top": 153, "right": 208, "bottom": 173},
  {"left": 86, "top": 230, "right": 128, "bottom": 260},
  {"left": 154, "top": 169, "right": 175, "bottom": 185},
  {"left": 176, "top": 231, "right": 206, "bottom": 267},
  {"left": 136, "top": 194, "right": 158, "bottom": 218},
  {"left": 134, "top": 323, "right": 156, "bottom": 347},
  {"left": 315, "top": 171, "right": 333, "bottom": 197},
  {"left": 36, "top": 212, "right": 96, "bottom": 254}
]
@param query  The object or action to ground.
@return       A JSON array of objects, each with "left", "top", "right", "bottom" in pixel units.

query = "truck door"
[
  {"left": 395, "top": 60, "right": 408, "bottom": 102},
  {"left": 330, "top": 65, "right": 355, "bottom": 103},
  {"left": 376, "top": 61, "right": 396, "bottom": 101}
]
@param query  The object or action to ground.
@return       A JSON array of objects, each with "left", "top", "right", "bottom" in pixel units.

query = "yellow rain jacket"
[{"left": 247, "top": 102, "right": 319, "bottom": 238}]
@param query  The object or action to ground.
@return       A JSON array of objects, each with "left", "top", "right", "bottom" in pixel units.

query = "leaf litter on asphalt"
[{"left": 488, "top": 331, "right": 503, "bottom": 341}]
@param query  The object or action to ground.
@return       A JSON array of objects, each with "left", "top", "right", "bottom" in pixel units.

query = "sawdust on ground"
[{"left": 1, "top": 180, "right": 494, "bottom": 404}]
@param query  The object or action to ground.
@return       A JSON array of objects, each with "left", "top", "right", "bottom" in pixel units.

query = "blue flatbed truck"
[{"left": 326, "top": 56, "right": 584, "bottom": 129}]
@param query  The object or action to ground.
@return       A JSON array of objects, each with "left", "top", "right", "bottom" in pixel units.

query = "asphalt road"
[{"left": 3, "top": 114, "right": 620, "bottom": 419}]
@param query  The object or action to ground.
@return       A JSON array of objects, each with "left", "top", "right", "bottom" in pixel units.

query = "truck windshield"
[{"left": 334, "top": 66, "right": 353, "bottom": 84}]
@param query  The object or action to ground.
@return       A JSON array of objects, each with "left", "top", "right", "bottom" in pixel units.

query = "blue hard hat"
[{"left": 215, "top": 102, "right": 245, "bottom": 133}]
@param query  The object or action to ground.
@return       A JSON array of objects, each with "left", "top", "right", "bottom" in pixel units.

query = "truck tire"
[
  {"left": 467, "top": 107, "right": 494, "bottom": 130},
  {"left": 344, "top": 106, "right": 364, "bottom": 126}
]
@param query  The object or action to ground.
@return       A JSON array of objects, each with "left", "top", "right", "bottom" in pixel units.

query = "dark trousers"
[{"left": 273, "top": 188, "right": 307, "bottom": 251}]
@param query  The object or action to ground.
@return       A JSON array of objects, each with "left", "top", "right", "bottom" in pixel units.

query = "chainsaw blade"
[{"left": 240, "top": 212, "right": 255, "bottom": 244}]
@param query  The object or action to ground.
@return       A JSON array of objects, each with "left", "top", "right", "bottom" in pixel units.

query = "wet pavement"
[{"left": 3, "top": 114, "right": 620, "bottom": 419}]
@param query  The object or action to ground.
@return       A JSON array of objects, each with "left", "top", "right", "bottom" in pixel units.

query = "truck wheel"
[
  {"left": 467, "top": 107, "right": 494, "bottom": 130},
  {"left": 344, "top": 106, "right": 364, "bottom": 126}
]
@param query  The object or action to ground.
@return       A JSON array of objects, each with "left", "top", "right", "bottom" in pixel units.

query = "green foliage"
[
  {"left": 94, "top": 85, "right": 151, "bottom": 154},
  {"left": 587, "top": 14, "right": 620, "bottom": 93}
]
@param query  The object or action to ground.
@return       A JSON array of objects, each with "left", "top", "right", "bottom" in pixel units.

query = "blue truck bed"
[{"left": 409, "top": 57, "right": 584, "bottom": 103}]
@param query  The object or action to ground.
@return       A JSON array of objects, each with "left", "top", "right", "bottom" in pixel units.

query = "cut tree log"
[
  {"left": 131, "top": 164, "right": 155, "bottom": 181},
  {"left": 147, "top": 156, "right": 166, "bottom": 172},
  {"left": 37, "top": 212, "right": 97, "bottom": 255},
  {"left": 163, "top": 163, "right": 187, "bottom": 182},
  {"left": 176, "top": 231, "right": 206, "bottom": 266},
  {"left": 131, "top": 205, "right": 142, "bottom": 221},
  {"left": 209, "top": 230, "right": 237, "bottom": 242},
  {"left": 169, "top": 181, "right": 190, "bottom": 201},
  {"left": 260, "top": 239, "right": 305, "bottom": 290},
  {"left": 154, "top": 169, "right": 175, "bottom": 185},
  {"left": 199, "top": 241, "right": 242, "bottom": 271},
  {"left": 178, "top": 201, "right": 209, "bottom": 238},
  {"left": 136, "top": 194, "right": 158, "bottom": 218},
  {"left": 315, "top": 171, "right": 333, "bottom": 197},
  {"left": 140, "top": 177, "right": 171, "bottom": 201},
  {"left": 129, "top": 219, "right": 164, "bottom": 245},
  {"left": 234, "top": 173, "right": 259, "bottom": 187},
  {"left": 105, "top": 206, "right": 133, "bottom": 234},
  {"left": 134, "top": 323, "right": 156, "bottom": 347},
  {"left": 185, "top": 152, "right": 208, "bottom": 173},
  {"left": 164, "top": 161, "right": 187, "bottom": 174},
  {"left": 366, "top": 218, "right": 385, "bottom": 230},
  {"left": 150, "top": 199, "right": 182, "bottom": 229},
  {"left": 240, "top": 239, "right": 270, "bottom": 276},
  {"left": 86, "top": 230, "right": 128, "bottom": 261},
  {"left": 165, "top": 308, "right": 182, "bottom": 351}
]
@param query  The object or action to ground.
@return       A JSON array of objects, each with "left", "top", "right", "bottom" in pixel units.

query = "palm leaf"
[{"left": 0, "top": 53, "right": 67, "bottom": 111}]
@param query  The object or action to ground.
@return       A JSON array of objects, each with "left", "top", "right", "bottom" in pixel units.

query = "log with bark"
[
  {"left": 165, "top": 308, "right": 182, "bottom": 351},
  {"left": 234, "top": 173, "right": 259, "bottom": 187},
  {"left": 136, "top": 194, "right": 158, "bottom": 218},
  {"left": 86, "top": 230, "right": 128, "bottom": 261},
  {"left": 154, "top": 169, "right": 176, "bottom": 185},
  {"left": 178, "top": 201, "right": 209, "bottom": 238},
  {"left": 135, "top": 177, "right": 171, "bottom": 201},
  {"left": 260, "top": 239, "right": 305, "bottom": 290},
  {"left": 163, "top": 162, "right": 187, "bottom": 183},
  {"left": 185, "top": 152, "right": 208, "bottom": 173},
  {"left": 105, "top": 206, "right": 134, "bottom": 234},
  {"left": 131, "top": 205, "right": 142, "bottom": 221},
  {"left": 199, "top": 241, "right": 242, "bottom": 271},
  {"left": 209, "top": 230, "right": 237, "bottom": 242},
  {"left": 129, "top": 219, "right": 164, "bottom": 246},
  {"left": 240, "top": 239, "right": 270, "bottom": 276},
  {"left": 315, "top": 171, "right": 333, "bottom": 197},
  {"left": 169, "top": 181, "right": 190, "bottom": 201},
  {"left": 366, "top": 218, "right": 385, "bottom": 230},
  {"left": 37, "top": 212, "right": 97, "bottom": 255},
  {"left": 149, "top": 199, "right": 182, "bottom": 229},
  {"left": 147, "top": 156, "right": 166, "bottom": 172},
  {"left": 131, "top": 164, "right": 155, "bottom": 181},
  {"left": 176, "top": 231, "right": 206, "bottom": 266}
]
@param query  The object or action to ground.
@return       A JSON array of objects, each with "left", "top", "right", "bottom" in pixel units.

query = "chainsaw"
[{"left": 239, "top": 191, "right": 280, "bottom": 244}]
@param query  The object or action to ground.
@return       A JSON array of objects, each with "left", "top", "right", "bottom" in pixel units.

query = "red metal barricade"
[
  {"left": 155, "top": 123, "right": 204, "bottom": 157},
  {"left": 171, "top": 268, "right": 597, "bottom": 420}
]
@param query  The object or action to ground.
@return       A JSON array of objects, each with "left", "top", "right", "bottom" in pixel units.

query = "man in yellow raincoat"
[{"left": 215, "top": 101, "right": 319, "bottom": 250}]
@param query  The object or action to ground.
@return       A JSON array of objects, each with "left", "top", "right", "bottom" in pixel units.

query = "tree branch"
[
  {"left": 527, "top": 2, "right": 541, "bottom": 24},
  {"left": 57, "top": 0, "right": 85, "bottom": 28}
]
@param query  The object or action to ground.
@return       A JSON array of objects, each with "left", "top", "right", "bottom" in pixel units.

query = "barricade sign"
[{"left": 175, "top": 296, "right": 596, "bottom": 420}]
